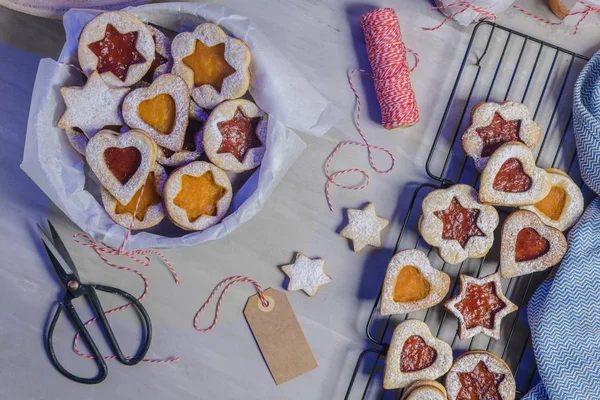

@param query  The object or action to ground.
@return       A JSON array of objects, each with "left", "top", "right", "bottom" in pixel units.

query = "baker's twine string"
[
  {"left": 71, "top": 184, "right": 180, "bottom": 363},
  {"left": 514, "top": 1, "right": 600, "bottom": 35},
  {"left": 324, "top": 9, "right": 418, "bottom": 211},
  {"left": 423, "top": 1, "right": 497, "bottom": 31},
  {"left": 58, "top": 62, "right": 85, "bottom": 75},
  {"left": 194, "top": 276, "right": 269, "bottom": 333}
]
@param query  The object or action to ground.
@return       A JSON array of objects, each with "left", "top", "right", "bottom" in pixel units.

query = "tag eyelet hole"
[{"left": 258, "top": 295, "right": 274, "bottom": 312}]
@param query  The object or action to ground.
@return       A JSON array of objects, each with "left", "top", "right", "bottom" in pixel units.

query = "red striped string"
[
  {"left": 324, "top": 8, "right": 418, "bottom": 211},
  {"left": 193, "top": 276, "right": 269, "bottom": 332},
  {"left": 72, "top": 184, "right": 180, "bottom": 363},
  {"left": 423, "top": 1, "right": 497, "bottom": 31},
  {"left": 514, "top": 1, "right": 600, "bottom": 35},
  {"left": 58, "top": 61, "right": 85, "bottom": 75}
]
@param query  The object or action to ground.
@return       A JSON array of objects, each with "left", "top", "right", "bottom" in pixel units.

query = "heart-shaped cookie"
[
  {"left": 383, "top": 319, "right": 453, "bottom": 390},
  {"left": 521, "top": 168, "right": 584, "bottom": 231},
  {"left": 380, "top": 249, "right": 450, "bottom": 316},
  {"left": 479, "top": 142, "right": 551, "bottom": 206},
  {"left": 500, "top": 210, "right": 568, "bottom": 278},
  {"left": 122, "top": 74, "right": 190, "bottom": 152},
  {"left": 86, "top": 129, "right": 157, "bottom": 205},
  {"left": 462, "top": 101, "right": 541, "bottom": 172},
  {"left": 401, "top": 380, "right": 447, "bottom": 400}
]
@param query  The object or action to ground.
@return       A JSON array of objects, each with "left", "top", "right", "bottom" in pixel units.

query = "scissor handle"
[{"left": 46, "top": 284, "right": 153, "bottom": 384}]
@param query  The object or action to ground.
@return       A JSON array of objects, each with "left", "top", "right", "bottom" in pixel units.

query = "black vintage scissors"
[{"left": 38, "top": 220, "right": 152, "bottom": 384}]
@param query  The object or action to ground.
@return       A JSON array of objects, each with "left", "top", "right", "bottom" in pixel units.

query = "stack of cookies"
[{"left": 57, "top": 11, "right": 268, "bottom": 231}]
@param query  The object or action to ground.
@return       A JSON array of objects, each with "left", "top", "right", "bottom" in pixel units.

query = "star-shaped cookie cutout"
[
  {"left": 183, "top": 40, "right": 236, "bottom": 92},
  {"left": 445, "top": 273, "right": 517, "bottom": 340},
  {"left": 475, "top": 112, "right": 522, "bottom": 157},
  {"left": 216, "top": 108, "right": 261, "bottom": 162},
  {"left": 88, "top": 24, "right": 146, "bottom": 82},
  {"left": 433, "top": 198, "right": 484, "bottom": 249},
  {"left": 457, "top": 360, "right": 505, "bottom": 399},
  {"left": 340, "top": 203, "right": 389, "bottom": 252},
  {"left": 57, "top": 71, "right": 130, "bottom": 137},
  {"left": 281, "top": 253, "right": 332, "bottom": 297}
]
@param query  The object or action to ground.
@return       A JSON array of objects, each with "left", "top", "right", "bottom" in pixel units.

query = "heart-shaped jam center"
[
  {"left": 433, "top": 198, "right": 485, "bottom": 248},
  {"left": 457, "top": 360, "right": 505, "bottom": 400},
  {"left": 174, "top": 171, "right": 226, "bottom": 222},
  {"left": 104, "top": 147, "right": 142, "bottom": 184},
  {"left": 138, "top": 94, "right": 176, "bottom": 134},
  {"left": 115, "top": 172, "right": 161, "bottom": 220},
  {"left": 535, "top": 186, "right": 566, "bottom": 221},
  {"left": 515, "top": 227, "right": 550, "bottom": 262},
  {"left": 393, "top": 266, "right": 431, "bottom": 303},
  {"left": 454, "top": 282, "right": 506, "bottom": 329},
  {"left": 400, "top": 335, "right": 437, "bottom": 373},
  {"left": 476, "top": 113, "right": 522, "bottom": 157},
  {"left": 183, "top": 40, "right": 236, "bottom": 92},
  {"left": 217, "top": 108, "right": 261, "bottom": 162},
  {"left": 493, "top": 158, "right": 532, "bottom": 193}
]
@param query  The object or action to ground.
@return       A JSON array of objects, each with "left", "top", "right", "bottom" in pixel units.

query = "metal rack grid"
[{"left": 344, "top": 21, "right": 591, "bottom": 399}]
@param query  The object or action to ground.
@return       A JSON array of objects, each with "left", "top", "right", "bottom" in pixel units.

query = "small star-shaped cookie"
[
  {"left": 340, "top": 203, "right": 389, "bottom": 252},
  {"left": 281, "top": 253, "right": 332, "bottom": 297},
  {"left": 57, "top": 71, "right": 130, "bottom": 137}
]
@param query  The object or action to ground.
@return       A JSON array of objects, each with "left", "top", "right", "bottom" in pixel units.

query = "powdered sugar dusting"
[
  {"left": 147, "top": 25, "right": 173, "bottom": 80},
  {"left": 340, "top": 202, "right": 389, "bottom": 252},
  {"left": 157, "top": 104, "right": 208, "bottom": 167},
  {"left": 281, "top": 253, "right": 332, "bottom": 297}
]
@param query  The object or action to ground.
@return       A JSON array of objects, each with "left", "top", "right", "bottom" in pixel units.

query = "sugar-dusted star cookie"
[
  {"left": 281, "top": 253, "right": 332, "bottom": 297},
  {"left": 340, "top": 203, "right": 389, "bottom": 252},
  {"left": 57, "top": 71, "right": 130, "bottom": 137}
]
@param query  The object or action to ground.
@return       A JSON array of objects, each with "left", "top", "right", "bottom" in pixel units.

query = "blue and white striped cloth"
[{"left": 523, "top": 51, "right": 600, "bottom": 400}]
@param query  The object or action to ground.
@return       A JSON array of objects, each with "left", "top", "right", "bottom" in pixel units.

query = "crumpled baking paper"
[
  {"left": 21, "top": 2, "right": 341, "bottom": 250},
  {"left": 435, "top": 0, "right": 515, "bottom": 26}
]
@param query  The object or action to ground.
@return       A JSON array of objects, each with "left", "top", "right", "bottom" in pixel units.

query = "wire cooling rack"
[{"left": 344, "top": 21, "right": 591, "bottom": 399}]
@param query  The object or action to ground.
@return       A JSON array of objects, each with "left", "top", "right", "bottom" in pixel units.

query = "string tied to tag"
[
  {"left": 72, "top": 184, "right": 180, "bottom": 363},
  {"left": 325, "top": 8, "right": 418, "bottom": 211},
  {"left": 194, "top": 276, "right": 269, "bottom": 332},
  {"left": 514, "top": 1, "right": 600, "bottom": 35},
  {"left": 423, "top": 1, "right": 497, "bottom": 31}
]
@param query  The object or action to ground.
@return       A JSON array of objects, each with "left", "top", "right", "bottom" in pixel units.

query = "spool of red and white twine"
[{"left": 325, "top": 8, "right": 418, "bottom": 211}]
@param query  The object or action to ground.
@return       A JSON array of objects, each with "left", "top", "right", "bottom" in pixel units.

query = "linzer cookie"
[
  {"left": 101, "top": 163, "right": 167, "bottom": 230},
  {"left": 419, "top": 184, "right": 499, "bottom": 264},
  {"left": 340, "top": 202, "right": 389, "bottom": 252},
  {"left": 86, "top": 129, "right": 157, "bottom": 205},
  {"left": 203, "top": 99, "right": 268, "bottom": 172},
  {"left": 281, "top": 253, "right": 332, "bottom": 297},
  {"left": 521, "top": 168, "right": 584, "bottom": 231},
  {"left": 57, "top": 71, "right": 130, "bottom": 137},
  {"left": 163, "top": 161, "right": 232, "bottom": 231},
  {"left": 500, "top": 210, "right": 567, "bottom": 279},
  {"left": 445, "top": 273, "right": 518, "bottom": 340},
  {"left": 122, "top": 73, "right": 190, "bottom": 151},
  {"left": 142, "top": 26, "right": 173, "bottom": 84},
  {"left": 380, "top": 249, "right": 450, "bottom": 316},
  {"left": 462, "top": 101, "right": 541, "bottom": 171},
  {"left": 78, "top": 11, "right": 155, "bottom": 87},
  {"left": 383, "top": 319, "right": 453, "bottom": 390},
  {"left": 479, "top": 142, "right": 551, "bottom": 206},
  {"left": 445, "top": 351, "right": 516, "bottom": 400},
  {"left": 171, "top": 23, "right": 251, "bottom": 109},
  {"left": 157, "top": 103, "right": 208, "bottom": 167},
  {"left": 401, "top": 380, "right": 447, "bottom": 400}
]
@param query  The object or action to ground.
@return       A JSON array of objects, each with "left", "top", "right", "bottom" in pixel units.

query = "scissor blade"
[
  {"left": 37, "top": 223, "right": 79, "bottom": 286},
  {"left": 47, "top": 221, "right": 79, "bottom": 280}
]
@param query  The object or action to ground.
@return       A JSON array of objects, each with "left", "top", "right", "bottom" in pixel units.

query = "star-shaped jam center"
[
  {"left": 88, "top": 24, "right": 146, "bottom": 82},
  {"left": 475, "top": 113, "right": 522, "bottom": 157},
  {"left": 217, "top": 108, "right": 261, "bottom": 162},
  {"left": 183, "top": 40, "right": 236, "bottom": 92},
  {"left": 454, "top": 282, "right": 506, "bottom": 329},
  {"left": 433, "top": 198, "right": 485, "bottom": 249},
  {"left": 142, "top": 51, "right": 169, "bottom": 83},
  {"left": 457, "top": 360, "right": 505, "bottom": 400},
  {"left": 174, "top": 171, "right": 226, "bottom": 222}
]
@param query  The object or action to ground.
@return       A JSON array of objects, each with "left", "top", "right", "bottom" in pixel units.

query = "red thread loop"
[
  {"left": 423, "top": 1, "right": 497, "bottom": 31},
  {"left": 194, "top": 276, "right": 269, "bottom": 333},
  {"left": 58, "top": 61, "right": 85, "bottom": 75},
  {"left": 72, "top": 184, "right": 180, "bottom": 363}
]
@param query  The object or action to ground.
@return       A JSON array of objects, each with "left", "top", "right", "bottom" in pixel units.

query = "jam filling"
[
  {"left": 115, "top": 172, "right": 161, "bottom": 220},
  {"left": 433, "top": 198, "right": 485, "bottom": 249},
  {"left": 138, "top": 94, "right": 176, "bottom": 135},
  {"left": 457, "top": 360, "right": 505, "bottom": 400},
  {"left": 454, "top": 282, "right": 506, "bottom": 329},
  {"left": 88, "top": 24, "right": 146, "bottom": 82},
  {"left": 492, "top": 158, "right": 532, "bottom": 193},
  {"left": 217, "top": 108, "right": 261, "bottom": 162},
  {"left": 173, "top": 171, "right": 226, "bottom": 222},
  {"left": 475, "top": 113, "right": 522, "bottom": 157},
  {"left": 399, "top": 335, "right": 437, "bottom": 373},
  {"left": 535, "top": 186, "right": 566, "bottom": 221},
  {"left": 393, "top": 265, "right": 431, "bottom": 303},
  {"left": 515, "top": 228, "right": 550, "bottom": 262},
  {"left": 104, "top": 147, "right": 142, "bottom": 184},
  {"left": 183, "top": 40, "right": 236, "bottom": 92}
]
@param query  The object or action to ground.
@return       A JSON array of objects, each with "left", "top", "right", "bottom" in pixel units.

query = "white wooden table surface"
[{"left": 1, "top": 1, "right": 599, "bottom": 399}]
